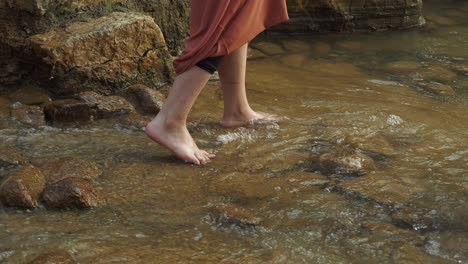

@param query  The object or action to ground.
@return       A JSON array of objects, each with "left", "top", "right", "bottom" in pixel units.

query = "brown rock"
[
  {"left": 213, "top": 203, "right": 262, "bottom": 227},
  {"left": 319, "top": 152, "right": 376, "bottom": 177},
  {"left": 362, "top": 222, "right": 422, "bottom": 245},
  {"left": 421, "top": 67, "right": 457, "bottom": 83},
  {"left": 39, "top": 157, "right": 102, "bottom": 184},
  {"left": 117, "top": 113, "right": 151, "bottom": 130},
  {"left": 391, "top": 207, "right": 438, "bottom": 231},
  {"left": 9, "top": 102, "right": 46, "bottom": 127},
  {"left": 42, "top": 177, "right": 100, "bottom": 210},
  {"left": 338, "top": 173, "right": 426, "bottom": 207},
  {"left": 8, "top": 87, "right": 51, "bottom": 106},
  {"left": 423, "top": 83, "right": 456, "bottom": 96},
  {"left": 79, "top": 91, "right": 134, "bottom": 119},
  {"left": 43, "top": 99, "right": 92, "bottom": 123},
  {"left": 343, "top": 134, "right": 396, "bottom": 157},
  {"left": 385, "top": 61, "right": 421, "bottom": 74},
  {"left": 128, "top": 84, "right": 165, "bottom": 115},
  {"left": 28, "top": 250, "right": 76, "bottom": 264},
  {"left": 0, "top": 167, "right": 46, "bottom": 209},
  {"left": 451, "top": 64, "right": 468, "bottom": 75},
  {"left": 0, "top": 146, "right": 26, "bottom": 170},
  {"left": 391, "top": 244, "right": 448, "bottom": 264},
  {"left": 336, "top": 41, "right": 362, "bottom": 51},
  {"left": 30, "top": 12, "right": 174, "bottom": 95}
]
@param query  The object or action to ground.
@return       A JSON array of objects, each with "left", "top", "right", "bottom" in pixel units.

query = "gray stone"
[{"left": 79, "top": 91, "right": 134, "bottom": 119}]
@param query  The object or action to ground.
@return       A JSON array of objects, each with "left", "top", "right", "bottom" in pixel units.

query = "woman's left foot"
[{"left": 220, "top": 111, "right": 280, "bottom": 128}]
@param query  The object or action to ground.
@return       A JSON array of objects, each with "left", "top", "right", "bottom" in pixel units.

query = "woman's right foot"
[{"left": 145, "top": 117, "right": 215, "bottom": 165}]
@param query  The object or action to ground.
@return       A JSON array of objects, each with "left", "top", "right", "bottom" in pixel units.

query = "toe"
[
  {"left": 195, "top": 152, "right": 208, "bottom": 165},
  {"left": 202, "top": 150, "right": 216, "bottom": 159},
  {"left": 185, "top": 153, "right": 200, "bottom": 165}
]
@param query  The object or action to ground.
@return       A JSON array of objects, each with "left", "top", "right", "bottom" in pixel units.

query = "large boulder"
[
  {"left": 0, "top": 0, "right": 190, "bottom": 86},
  {"left": 30, "top": 12, "right": 175, "bottom": 95},
  {"left": 276, "top": 0, "right": 425, "bottom": 33}
]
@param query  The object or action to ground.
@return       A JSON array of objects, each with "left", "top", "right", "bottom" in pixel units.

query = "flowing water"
[{"left": 1, "top": 0, "right": 468, "bottom": 263}]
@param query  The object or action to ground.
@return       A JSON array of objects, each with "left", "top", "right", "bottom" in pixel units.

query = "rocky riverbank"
[{"left": 1, "top": 0, "right": 426, "bottom": 96}]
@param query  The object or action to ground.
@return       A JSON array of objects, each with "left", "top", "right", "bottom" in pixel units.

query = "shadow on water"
[{"left": 1, "top": 0, "right": 468, "bottom": 263}]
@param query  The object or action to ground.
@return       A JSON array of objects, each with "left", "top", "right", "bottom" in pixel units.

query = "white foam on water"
[
  {"left": 387, "top": 114, "right": 404, "bottom": 126},
  {"left": 216, "top": 128, "right": 259, "bottom": 144},
  {"left": 368, "top": 79, "right": 403, "bottom": 86}
]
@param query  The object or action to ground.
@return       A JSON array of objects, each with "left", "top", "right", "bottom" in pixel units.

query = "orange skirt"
[{"left": 174, "top": 0, "right": 289, "bottom": 75}]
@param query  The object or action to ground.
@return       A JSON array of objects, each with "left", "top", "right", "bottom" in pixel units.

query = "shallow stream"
[{"left": 1, "top": 0, "right": 468, "bottom": 263}]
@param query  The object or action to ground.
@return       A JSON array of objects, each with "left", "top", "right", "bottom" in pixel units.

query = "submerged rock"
[
  {"left": 38, "top": 157, "right": 102, "bottom": 184},
  {"left": 335, "top": 41, "right": 362, "bottom": 51},
  {"left": 43, "top": 99, "right": 92, "bottom": 123},
  {"left": 385, "top": 61, "right": 421, "bottom": 74},
  {"left": 0, "top": 146, "right": 26, "bottom": 170},
  {"left": 281, "top": 39, "right": 312, "bottom": 53},
  {"left": 117, "top": 113, "right": 151, "bottom": 130},
  {"left": 8, "top": 87, "right": 51, "bottom": 106},
  {"left": 79, "top": 91, "right": 134, "bottom": 119},
  {"left": 318, "top": 152, "right": 376, "bottom": 178},
  {"left": 423, "top": 83, "right": 456, "bottom": 96},
  {"left": 0, "top": 167, "right": 46, "bottom": 209},
  {"left": 361, "top": 222, "right": 423, "bottom": 246},
  {"left": 9, "top": 102, "right": 46, "bottom": 127},
  {"left": 391, "top": 244, "right": 447, "bottom": 264},
  {"left": 391, "top": 207, "right": 439, "bottom": 231},
  {"left": 337, "top": 173, "right": 425, "bottom": 208},
  {"left": 312, "top": 42, "right": 332, "bottom": 55},
  {"left": 213, "top": 203, "right": 262, "bottom": 227},
  {"left": 128, "top": 84, "right": 165, "bottom": 115},
  {"left": 28, "top": 250, "right": 76, "bottom": 264},
  {"left": 421, "top": 67, "right": 457, "bottom": 83},
  {"left": 42, "top": 177, "right": 101, "bottom": 210},
  {"left": 251, "top": 41, "right": 284, "bottom": 56},
  {"left": 451, "top": 64, "right": 468, "bottom": 76},
  {"left": 30, "top": 12, "right": 175, "bottom": 95}
]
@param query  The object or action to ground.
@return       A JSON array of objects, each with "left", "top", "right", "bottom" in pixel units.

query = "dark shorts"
[{"left": 195, "top": 56, "right": 224, "bottom": 74}]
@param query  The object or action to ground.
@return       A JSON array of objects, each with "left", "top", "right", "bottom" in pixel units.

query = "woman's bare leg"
[
  {"left": 145, "top": 66, "right": 215, "bottom": 165},
  {"left": 218, "top": 43, "right": 269, "bottom": 127}
]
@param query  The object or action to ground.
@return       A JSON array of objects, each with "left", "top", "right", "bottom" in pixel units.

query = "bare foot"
[
  {"left": 145, "top": 118, "right": 215, "bottom": 165},
  {"left": 220, "top": 111, "right": 281, "bottom": 128}
]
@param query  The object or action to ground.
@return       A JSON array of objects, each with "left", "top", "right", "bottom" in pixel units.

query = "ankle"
[
  {"left": 223, "top": 107, "right": 256, "bottom": 120},
  {"left": 151, "top": 114, "right": 186, "bottom": 130}
]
